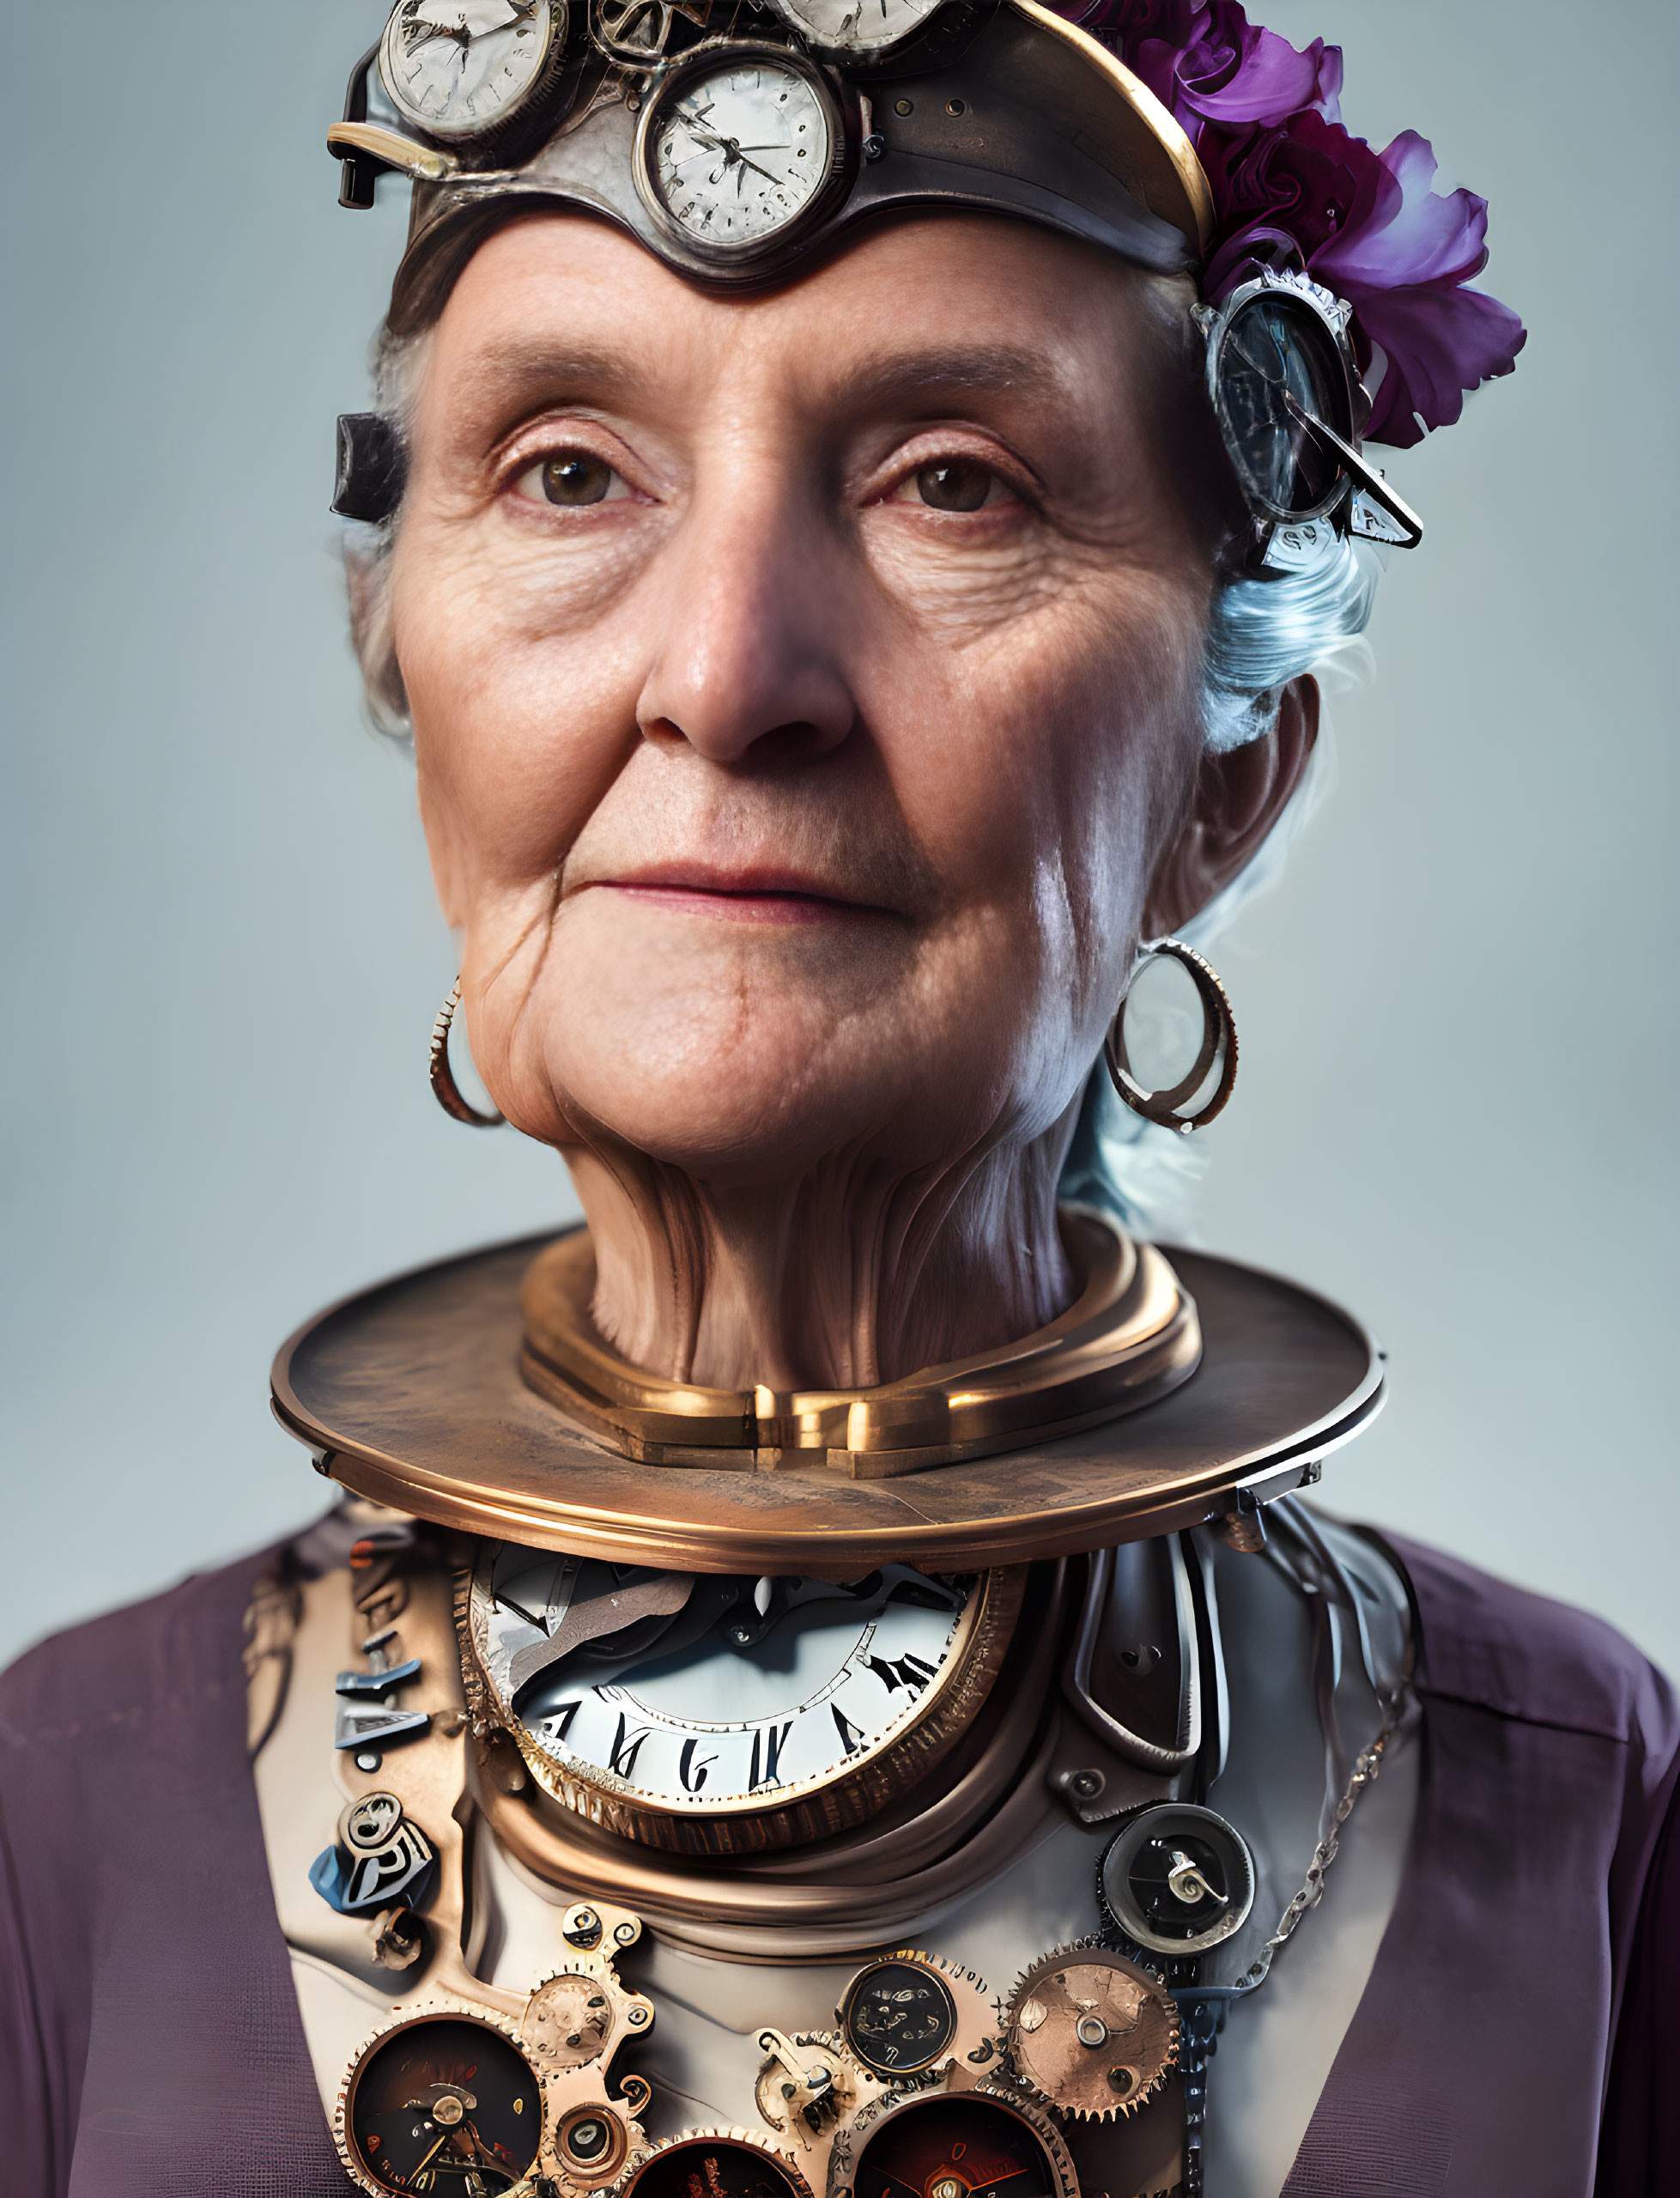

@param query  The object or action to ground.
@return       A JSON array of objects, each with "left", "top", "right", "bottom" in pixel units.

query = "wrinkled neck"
[{"left": 565, "top": 1124, "right": 1081, "bottom": 1392}]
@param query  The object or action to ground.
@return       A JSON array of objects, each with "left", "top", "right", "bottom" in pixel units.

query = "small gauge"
[
  {"left": 379, "top": 0, "right": 568, "bottom": 148},
  {"left": 635, "top": 49, "right": 849, "bottom": 260},
  {"left": 556, "top": 2100, "right": 631, "bottom": 2183},
  {"left": 850, "top": 2094, "right": 1071, "bottom": 2198},
  {"left": 341, "top": 2012, "right": 542, "bottom": 2196},
  {"left": 619, "top": 2133, "right": 816, "bottom": 2198},
  {"left": 1100, "top": 1802, "right": 1257, "bottom": 1957},
  {"left": 840, "top": 1958, "right": 960, "bottom": 2077},
  {"left": 1205, "top": 279, "right": 1356, "bottom": 525},
  {"left": 767, "top": 0, "right": 943, "bottom": 57}
]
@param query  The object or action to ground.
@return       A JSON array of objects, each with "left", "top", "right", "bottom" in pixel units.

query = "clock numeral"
[
  {"left": 679, "top": 1734, "right": 719, "bottom": 1794},
  {"left": 546, "top": 1698, "right": 582, "bottom": 1744},
  {"left": 609, "top": 1710, "right": 654, "bottom": 1781},
  {"left": 864, "top": 1650, "right": 937, "bottom": 1697},
  {"left": 749, "top": 1720, "right": 795, "bottom": 1789},
  {"left": 831, "top": 1703, "right": 867, "bottom": 1756}
]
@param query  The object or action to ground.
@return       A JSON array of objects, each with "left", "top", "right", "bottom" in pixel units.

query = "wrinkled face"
[{"left": 391, "top": 213, "right": 1224, "bottom": 1186}]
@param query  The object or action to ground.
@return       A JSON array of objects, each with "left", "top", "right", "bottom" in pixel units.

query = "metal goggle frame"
[{"left": 1198, "top": 270, "right": 1423, "bottom": 567}]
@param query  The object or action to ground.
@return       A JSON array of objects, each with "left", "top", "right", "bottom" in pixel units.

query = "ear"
[{"left": 1142, "top": 676, "right": 1319, "bottom": 938}]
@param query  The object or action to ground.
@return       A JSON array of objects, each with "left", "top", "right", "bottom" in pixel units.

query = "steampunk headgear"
[{"left": 324, "top": 0, "right": 1525, "bottom": 567}]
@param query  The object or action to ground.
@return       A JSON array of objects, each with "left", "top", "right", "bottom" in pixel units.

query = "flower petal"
[
  {"left": 1315, "top": 130, "right": 1490, "bottom": 292},
  {"left": 1354, "top": 282, "right": 1528, "bottom": 446}
]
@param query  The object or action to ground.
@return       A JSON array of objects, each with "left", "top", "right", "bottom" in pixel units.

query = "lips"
[{"left": 579, "top": 862, "right": 892, "bottom": 925}]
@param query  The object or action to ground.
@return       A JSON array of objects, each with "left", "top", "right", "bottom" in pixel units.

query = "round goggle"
[{"left": 1200, "top": 273, "right": 1422, "bottom": 565}]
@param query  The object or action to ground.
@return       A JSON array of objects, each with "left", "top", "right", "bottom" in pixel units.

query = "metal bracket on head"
[
  {"left": 335, "top": 40, "right": 385, "bottom": 209},
  {"left": 332, "top": 414, "right": 407, "bottom": 523}
]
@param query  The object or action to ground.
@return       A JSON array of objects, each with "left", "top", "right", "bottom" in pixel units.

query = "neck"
[{"left": 566, "top": 1126, "right": 1081, "bottom": 1391}]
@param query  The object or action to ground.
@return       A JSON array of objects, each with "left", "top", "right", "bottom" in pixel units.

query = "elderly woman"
[{"left": 3, "top": 3, "right": 1673, "bottom": 2196}]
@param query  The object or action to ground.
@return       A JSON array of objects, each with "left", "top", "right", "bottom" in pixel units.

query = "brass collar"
[{"left": 519, "top": 1206, "right": 1200, "bottom": 1478}]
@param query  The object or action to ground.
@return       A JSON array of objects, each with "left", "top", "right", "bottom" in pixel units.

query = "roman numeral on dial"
[
  {"left": 749, "top": 1720, "right": 795, "bottom": 1788},
  {"left": 679, "top": 1735, "right": 719, "bottom": 1793},
  {"left": 864, "top": 1650, "right": 937, "bottom": 1696},
  {"left": 831, "top": 1703, "right": 867, "bottom": 1755},
  {"left": 610, "top": 1711, "right": 654, "bottom": 1780}
]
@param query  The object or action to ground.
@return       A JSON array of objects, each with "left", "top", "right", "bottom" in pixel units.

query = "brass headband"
[{"left": 330, "top": 0, "right": 1213, "bottom": 330}]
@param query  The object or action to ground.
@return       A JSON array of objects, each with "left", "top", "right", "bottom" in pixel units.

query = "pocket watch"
[
  {"left": 634, "top": 46, "right": 852, "bottom": 263},
  {"left": 767, "top": 0, "right": 943, "bottom": 58},
  {"left": 461, "top": 1546, "right": 1026, "bottom": 1855},
  {"left": 379, "top": 0, "right": 570, "bottom": 149}
]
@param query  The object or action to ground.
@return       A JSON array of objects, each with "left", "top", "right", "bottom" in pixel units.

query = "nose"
[{"left": 634, "top": 464, "right": 860, "bottom": 767}]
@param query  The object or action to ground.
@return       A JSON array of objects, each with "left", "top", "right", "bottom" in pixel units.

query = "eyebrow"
[
  {"left": 828, "top": 344, "right": 1059, "bottom": 404},
  {"left": 446, "top": 335, "right": 1064, "bottom": 418},
  {"left": 446, "top": 341, "right": 654, "bottom": 414}
]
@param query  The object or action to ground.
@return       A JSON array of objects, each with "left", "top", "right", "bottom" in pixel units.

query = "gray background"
[{"left": 3, "top": 2, "right": 1674, "bottom": 1670}]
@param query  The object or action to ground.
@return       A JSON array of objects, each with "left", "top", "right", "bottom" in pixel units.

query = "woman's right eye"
[{"left": 512, "top": 451, "right": 630, "bottom": 507}]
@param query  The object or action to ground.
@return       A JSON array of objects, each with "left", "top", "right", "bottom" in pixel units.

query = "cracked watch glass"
[
  {"left": 464, "top": 1549, "right": 1023, "bottom": 1853},
  {"left": 379, "top": 0, "right": 567, "bottom": 143},
  {"left": 767, "top": 0, "right": 943, "bottom": 57},
  {"left": 637, "top": 52, "right": 846, "bottom": 256}
]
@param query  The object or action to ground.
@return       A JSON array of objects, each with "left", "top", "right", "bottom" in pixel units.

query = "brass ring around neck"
[{"left": 519, "top": 1205, "right": 1202, "bottom": 1479}]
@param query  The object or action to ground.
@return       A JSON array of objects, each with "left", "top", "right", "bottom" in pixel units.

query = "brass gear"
[
  {"left": 1004, "top": 1943, "right": 1179, "bottom": 2121},
  {"left": 527, "top": 1968, "right": 622, "bottom": 2070}
]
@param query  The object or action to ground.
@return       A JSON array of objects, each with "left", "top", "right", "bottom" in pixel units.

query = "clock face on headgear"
[
  {"left": 379, "top": 0, "right": 566, "bottom": 143},
  {"left": 637, "top": 52, "right": 847, "bottom": 258},
  {"left": 464, "top": 1547, "right": 1024, "bottom": 1852}
]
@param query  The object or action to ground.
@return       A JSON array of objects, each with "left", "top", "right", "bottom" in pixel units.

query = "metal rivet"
[
  {"left": 894, "top": 97, "right": 913, "bottom": 114},
  {"left": 945, "top": 97, "right": 965, "bottom": 115},
  {"left": 355, "top": 1750, "right": 382, "bottom": 1772},
  {"left": 1069, "top": 1768, "right": 1105, "bottom": 1800}
]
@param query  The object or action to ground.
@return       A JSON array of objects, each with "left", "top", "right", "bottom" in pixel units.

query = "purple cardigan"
[{"left": 2, "top": 1531, "right": 1675, "bottom": 2198}]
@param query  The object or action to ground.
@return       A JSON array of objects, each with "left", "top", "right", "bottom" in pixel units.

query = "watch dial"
[
  {"left": 477, "top": 1551, "right": 979, "bottom": 1817},
  {"left": 852, "top": 2098, "right": 1062, "bottom": 2198},
  {"left": 841, "top": 1959, "right": 960, "bottom": 2077},
  {"left": 380, "top": 0, "right": 557, "bottom": 141},
  {"left": 346, "top": 2015, "right": 541, "bottom": 2195},
  {"left": 647, "top": 62, "right": 835, "bottom": 249},
  {"left": 1099, "top": 1802, "right": 1256, "bottom": 1955},
  {"left": 623, "top": 2137, "right": 813, "bottom": 2198},
  {"left": 770, "top": 0, "right": 942, "bottom": 55}
]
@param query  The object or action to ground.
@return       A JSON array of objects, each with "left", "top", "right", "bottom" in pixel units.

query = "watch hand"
[
  {"left": 679, "top": 124, "right": 781, "bottom": 185},
  {"left": 409, "top": 2131, "right": 450, "bottom": 2178},
  {"left": 1166, "top": 1849, "right": 1228, "bottom": 1906}
]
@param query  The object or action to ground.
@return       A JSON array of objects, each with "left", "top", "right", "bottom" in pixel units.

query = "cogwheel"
[
  {"left": 1004, "top": 1943, "right": 1178, "bottom": 2121},
  {"left": 836, "top": 1947, "right": 1004, "bottom": 2085},
  {"left": 526, "top": 1967, "right": 624, "bottom": 2069}
]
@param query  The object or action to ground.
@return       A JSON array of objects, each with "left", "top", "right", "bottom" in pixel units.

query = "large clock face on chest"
[{"left": 463, "top": 1546, "right": 1025, "bottom": 1855}]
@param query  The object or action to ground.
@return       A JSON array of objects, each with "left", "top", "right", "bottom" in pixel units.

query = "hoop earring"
[
  {"left": 1103, "top": 938, "right": 1238, "bottom": 1135},
  {"left": 429, "top": 977, "right": 504, "bottom": 1128}
]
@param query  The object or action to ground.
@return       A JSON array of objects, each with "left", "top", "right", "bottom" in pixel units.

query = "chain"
[{"left": 1261, "top": 1698, "right": 1404, "bottom": 1955}]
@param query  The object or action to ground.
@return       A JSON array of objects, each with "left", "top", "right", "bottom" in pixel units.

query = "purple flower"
[
  {"left": 1173, "top": 2, "right": 1342, "bottom": 131},
  {"left": 1071, "top": 0, "right": 1342, "bottom": 130},
  {"left": 1066, "top": 3, "right": 1525, "bottom": 446},
  {"left": 1313, "top": 130, "right": 1526, "bottom": 446}
]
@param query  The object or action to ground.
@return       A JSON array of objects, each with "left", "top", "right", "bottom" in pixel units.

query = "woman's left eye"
[
  {"left": 512, "top": 451, "right": 634, "bottom": 507},
  {"left": 891, "top": 458, "right": 1015, "bottom": 513}
]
